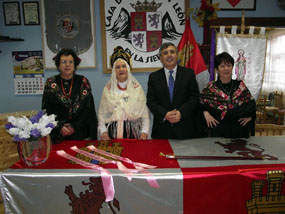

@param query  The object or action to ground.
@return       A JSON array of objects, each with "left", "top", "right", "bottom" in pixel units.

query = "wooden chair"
[
  {"left": 255, "top": 123, "right": 285, "bottom": 136},
  {"left": 0, "top": 110, "right": 36, "bottom": 213},
  {"left": 264, "top": 91, "right": 283, "bottom": 124},
  {"left": 0, "top": 201, "right": 3, "bottom": 214},
  {"left": 273, "top": 92, "right": 285, "bottom": 124},
  {"left": 256, "top": 94, "right": 267, "bottom": 124}
]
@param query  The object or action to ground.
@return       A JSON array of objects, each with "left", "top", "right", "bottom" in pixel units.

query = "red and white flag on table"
[{"left": 178, "top": 19, "right": 209, "bottom": 91}]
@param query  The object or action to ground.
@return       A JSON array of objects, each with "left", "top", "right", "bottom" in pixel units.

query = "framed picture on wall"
[
  {"left": 40, "top": 0, "right": 96, "bottom": 69},
  {"left": 23, "top": 2, "right": 40, "bottom": 25},
  {"left": 212, "top": 0, "right": 256, "bottom": 10},
  {"left": 3, "top": 2, "right": 21, "bottom": 26},
  {"left": 100, "top": 0, "right": 189, "bottom": 73}
]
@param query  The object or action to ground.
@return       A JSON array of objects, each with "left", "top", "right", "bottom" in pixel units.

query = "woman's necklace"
[
  {"left": 219, "top": 80, "right": 233, "bottom": 96},
  {"left": 117, "top": 83, "right": 127, "bottom": 91},
  {"left": 61, "top": 77, "right": 74, "bottom": 98}
]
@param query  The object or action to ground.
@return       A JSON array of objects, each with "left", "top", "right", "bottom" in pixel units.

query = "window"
[{"left": 262, "top": 29, "right": 285, "bottom": 94}]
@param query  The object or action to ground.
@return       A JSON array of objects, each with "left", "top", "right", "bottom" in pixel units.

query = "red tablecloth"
[{"left": 11, "top": 139, "right": 179, "bottom": 169}]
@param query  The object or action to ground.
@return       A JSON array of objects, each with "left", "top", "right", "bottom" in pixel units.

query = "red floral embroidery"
[
  {"left": 201, "top": 80, "right": 253, "bottom": 120},
  {"left": 218, "top": 105, "right": 226, "bottom": 111},
  {"left": 82, "top": 77, "right": 89, "bottom": 88}
]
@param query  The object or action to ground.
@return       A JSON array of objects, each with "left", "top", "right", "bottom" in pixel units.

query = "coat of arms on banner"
[
  {"left": 130, "top": 1, "right": 162, "bottom": 52},
  {"left": 41, "top": 0, "right": 96, "bottom": 68},
  {"left": 44, "top": 0, "right": 92, "bottom": 54},
  {"left": 131, "top": 11, "right": 162, "bottom": 52},
  {"left": 103, "top": 0, "right": 186, "bottom": 71},
  {"left": 56, "top": 15, "right": 79, "bottom": 39}
]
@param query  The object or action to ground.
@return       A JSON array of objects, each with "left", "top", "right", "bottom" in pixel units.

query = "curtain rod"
[{"left": 210, "top": 10, "right": 279, "bottom": 33}]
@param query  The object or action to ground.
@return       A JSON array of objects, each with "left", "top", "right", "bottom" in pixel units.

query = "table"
[{"left": 1, "top": 137, "right": 285, "bottom": 214}]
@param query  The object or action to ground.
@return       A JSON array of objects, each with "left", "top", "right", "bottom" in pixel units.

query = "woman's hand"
[
  {"left": 100, "top": 132, "right": 110, "bottom": 140},
  {"left": 139, "top": 132, "right": 148, "bottom": 140},
  {"left": 238, "top": 117, "right": 252, "bottom": 126},
  {"left": 60, "top": 123, "right": 75, "bottom": 136},
  {"left": 203, "top": 111, "right": 219, "bottom": 128}
]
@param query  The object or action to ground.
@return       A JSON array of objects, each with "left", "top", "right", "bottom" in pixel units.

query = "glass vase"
[{"left": 17, "top": 135, "right": 52, "bottom": 166}]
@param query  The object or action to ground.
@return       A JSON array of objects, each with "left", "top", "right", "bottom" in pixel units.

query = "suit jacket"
[{"left": 147, "top": 65, "right": 200, "bottom": 139}]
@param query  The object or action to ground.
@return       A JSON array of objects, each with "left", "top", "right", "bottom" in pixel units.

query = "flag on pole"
[
  {"left": 209, "top": 28, "right": 216, "bottom": 81},
  {"left": 178, "top": 19, "right": 209, "bottom": 91}
]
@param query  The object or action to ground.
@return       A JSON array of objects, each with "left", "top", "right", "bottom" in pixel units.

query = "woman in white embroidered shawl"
[{"left": 98, "top": 46, "right": 150, "bottom": 140}]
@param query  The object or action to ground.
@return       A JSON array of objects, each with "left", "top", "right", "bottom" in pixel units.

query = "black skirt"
[{"left": 107, "top": 120, "right": 142, "bottom": 139}]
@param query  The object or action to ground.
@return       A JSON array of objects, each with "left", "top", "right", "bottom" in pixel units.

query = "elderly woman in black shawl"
[
  {"left": 200, "top": 52, "right": 256, "bottom": 138},
  {"left": 42, "top": 49, "right": 98, "bottom": 142}
]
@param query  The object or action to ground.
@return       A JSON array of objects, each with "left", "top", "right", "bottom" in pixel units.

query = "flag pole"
[{"left": 241, "top": 9, "right": 245, "bottom": 34}]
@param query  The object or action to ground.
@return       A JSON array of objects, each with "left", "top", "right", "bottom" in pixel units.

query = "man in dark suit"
[{"left": 147, "top": 42, "right": 200, "bottom": 139}]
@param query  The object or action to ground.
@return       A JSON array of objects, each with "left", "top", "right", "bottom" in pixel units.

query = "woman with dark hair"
[
  {"left": 42, "top": 49, "right": 98, "bottom": 142},
  {"left": 200, "top": 52, "right": 256, "bottom": 138}
]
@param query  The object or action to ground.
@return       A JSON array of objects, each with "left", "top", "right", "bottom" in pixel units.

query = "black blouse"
[{"left": 42, "top": 74, "right": 98, "bottom": 142}]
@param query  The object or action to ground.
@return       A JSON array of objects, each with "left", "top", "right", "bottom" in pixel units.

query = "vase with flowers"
[
  {"left": 5, "top": 110, "right": 57, "bottom": 166},
  {"left": 189, "top": 0, "right": 220, "bottom": 44}
]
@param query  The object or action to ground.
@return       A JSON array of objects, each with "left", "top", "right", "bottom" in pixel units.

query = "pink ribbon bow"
[
  {"left": 70, "top": 146, "right": 138, "bottom": 181},
  {"left": 87, "top": 145, "right": 160, "bottom": 188},
  {"left": 56, "top": 150, "right": 115, "bottom": 202}
]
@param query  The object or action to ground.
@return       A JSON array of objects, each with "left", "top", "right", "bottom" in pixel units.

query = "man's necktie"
[{"left": 169, "top": 70, "right": 174, "bottom": 102}]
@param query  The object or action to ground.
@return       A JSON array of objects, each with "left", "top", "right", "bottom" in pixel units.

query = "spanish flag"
[{"left": 178, "top": 19, "right": 209, "bottom": 91}]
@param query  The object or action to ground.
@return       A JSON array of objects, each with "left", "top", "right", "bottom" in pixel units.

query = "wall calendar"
[{"left": 12, "top": 51, "right": 44, "bottom": 95}]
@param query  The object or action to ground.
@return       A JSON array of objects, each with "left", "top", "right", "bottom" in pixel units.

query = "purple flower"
[
  {"left": 30, "top": 116, "right": 39, "bottom": 124},
  {"left": 5, "top": 123, "right": 15, "bottom": 130},
  {"left": 36, "top": 110, "right": 45, "bottom": 118},
  {"left": 30, "top": 110, "right": 45, "bottom": 124},
  {"left": 30, "top": 129, "right": 41, "bottom": 138},
  {"left": 46, "top": 123, "right": 54, "bottom": 129},
  {"left": 14, "top": 135, "right": 27, "bottom": 142}
]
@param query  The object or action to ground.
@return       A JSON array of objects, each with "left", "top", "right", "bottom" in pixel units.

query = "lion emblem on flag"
[
  {"left": 65, "top": 177, "right": 120, "bottom": 214},
  {"left": 215, "top": 139, "right": 278, "bottom": 160}
]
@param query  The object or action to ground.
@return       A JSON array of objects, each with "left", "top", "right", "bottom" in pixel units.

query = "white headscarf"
[{"left": 98, "top": 58, "right": 148, "bottom": 138}]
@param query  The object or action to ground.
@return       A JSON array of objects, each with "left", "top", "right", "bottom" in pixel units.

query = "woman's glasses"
[{"left": 60, "top": 60, "right": 74, "bottom": 65}]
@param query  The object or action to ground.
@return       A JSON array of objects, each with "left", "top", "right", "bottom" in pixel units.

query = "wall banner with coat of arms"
[
  {"left": 40, "top": 0, "right": 96, "bottom": 69},
  {"left": 100, "top": 0, "right": 189, "bottom": 73}
]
